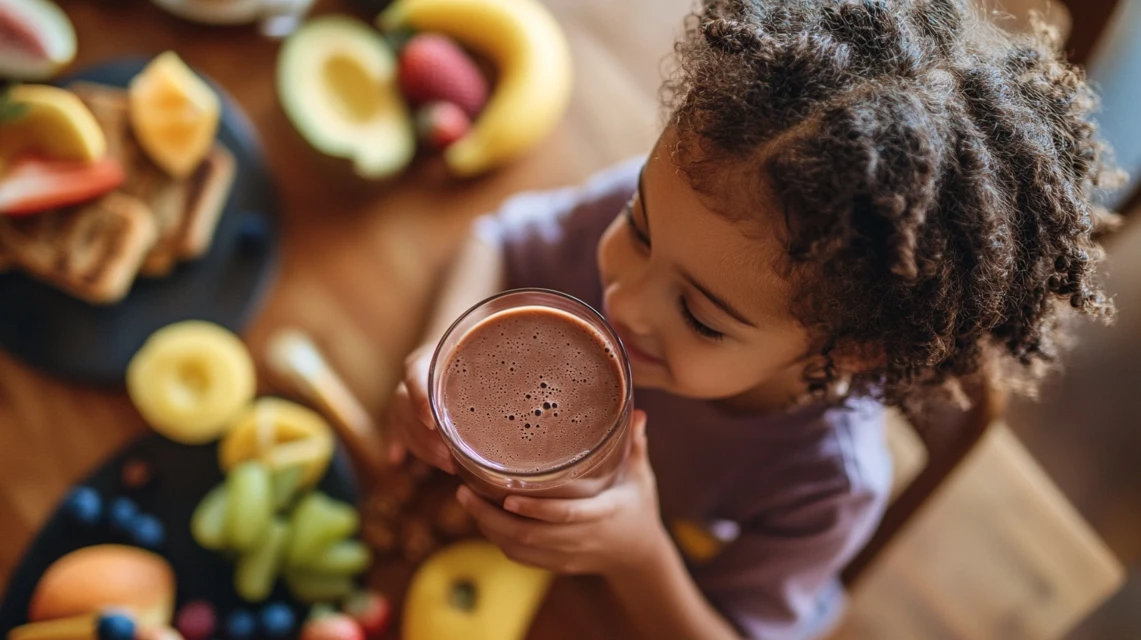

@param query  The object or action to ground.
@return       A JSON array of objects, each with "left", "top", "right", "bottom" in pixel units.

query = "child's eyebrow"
[
  {"left": 683, "top": 273, "right": 757, "bottom": 328},
  {"left": 637, "top": 166, "right": 651, "bottom": 236}
]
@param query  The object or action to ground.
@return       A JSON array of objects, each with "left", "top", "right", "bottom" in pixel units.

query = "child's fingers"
[
  {"left": 404, "top": 350, "right": 437, "bottom": 429},
  {"left": 387, "top": 440, "right": 407, "bottom": 464},
  {"left": 630, "top": 409, "right": 650, "bottom": 460},
  {"left": 503, "top": 492, "right": 619, "bottom": 524},
  {"left": 457, "top": 486, "right": 557, "bottom": 542}
]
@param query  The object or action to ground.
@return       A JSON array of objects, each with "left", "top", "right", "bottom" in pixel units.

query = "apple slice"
[
  {"left": 235, "top": 518, "right": 290, "bottom": 603},
  {"left": 286, "top": 492, "right": 359, "bottom": 566},
  {"left": 298, "top": 540, "right": 371, "bottom": 575},
  {"left": 226, "top": 461, "right": 273, "bottom": 551},
  {"left": 0, "top": 0, "right": 76, "bottom": 80},
  {"left": 191, "top": 485, "right": 229, "bottom": 550},
  {"left": 0, "top": 156, "right": 124, "bottom": 217}
]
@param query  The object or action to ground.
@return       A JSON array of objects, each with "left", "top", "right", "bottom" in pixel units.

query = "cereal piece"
[
  {"left": 434, "top": 496, "right": 474, "bottom": 539},
  {"left": 363, "top": 493, "right": 401, "bottom": 521},
  {"left": 362, "top": 520, "right": 399, "bottom": 555},
  {"left": 401, "top": 518, "right": 437, "bottom": 563},
  {"left": 121, "top": 458, "right": 154, "bottom": 490}
]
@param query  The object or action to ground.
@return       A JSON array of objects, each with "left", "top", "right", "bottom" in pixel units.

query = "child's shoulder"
[{"left": 475, "top": 157, "right": 644, "bottom": 298}]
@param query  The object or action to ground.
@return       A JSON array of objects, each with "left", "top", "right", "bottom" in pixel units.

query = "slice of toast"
[
  {"left": 178, "top": 144, "right": 235, "bottom": 259},
  {"left": 69, "top": 83, "right": 234, "bottom": 277},
  {"left": 69, "top": 82, "right": 186, "bottom": 278},
  {"left": 0, "top": 192, "right": 157, "bottom": 304}
]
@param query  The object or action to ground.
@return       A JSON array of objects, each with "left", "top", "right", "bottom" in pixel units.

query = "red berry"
[
  {"left": 174, "top": 601, "right": 216, "bottom": 640},
  {"left": 299, "top": 614, "right": 364, "bottom": 640},
  {"left": 416, "top": 102, "right": 470, "bottom": 151},
  {"left": 341, "top": 591, "right": 391, "bottom": 639},
  {"left": 0, "top": 156, "right": 125, "bottom": 217},
  {"left": 398, "top": 34, "right": 488, "bottom": 117}
]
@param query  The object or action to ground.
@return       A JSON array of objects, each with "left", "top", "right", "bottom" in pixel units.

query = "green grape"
[
  {"left": 235, "top": 517, "right": 290, "bottom": 602},
  {"left": 226, "top": 460, "right": 273, "bottom": 550},
  {"left": 286, "top": 492, "right": 359, "bottom": 566},
  {"left": 191, "top": 485, "right": 229, "bottom": 550},
  {"left": 299, "top": 540, "right": 371, "bottom": 575},
  {"left": 284, "top": 569, "right": 355, "bottom": 604},
  {"left": 271, "top": 465, "right": 305, "bottom": 512}
]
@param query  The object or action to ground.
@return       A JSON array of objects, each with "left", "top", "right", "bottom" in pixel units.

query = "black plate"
[
  {"left": 0, "top": 432, "right": 360, "bottom": 635},
  {"left": 0, "top": 58, "right": 279, "bottom": 385}
]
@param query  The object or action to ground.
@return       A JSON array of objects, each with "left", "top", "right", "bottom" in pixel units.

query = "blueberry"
[
  {"left": 62, "top": 487, "right": 102, "bottom": 528},
  {"left": 97, "top": 612, "right": 136, "bottom": 640},
  {"left": 237, "top": 214, "right": 269, "bottom": 250},
  {"left": 258, "top": 604, "right": 295, "bottom": 639},
  {"left": 225, "top": 610, "right": 257, "bottom": 640},
  {"left": 130, "top": 514, "right": 165, "bottom": 549},
  {"left": 107, "top": 497, "right": 139, "bottom": 533}
]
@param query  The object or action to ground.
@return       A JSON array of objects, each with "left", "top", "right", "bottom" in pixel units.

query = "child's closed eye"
[{"left": 678, "top": 296, "right": 724, "bottom": 341}]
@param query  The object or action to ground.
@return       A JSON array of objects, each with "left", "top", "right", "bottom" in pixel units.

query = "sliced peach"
[{"left": 128, "top": 52, "right": 220, "bottom": 178}]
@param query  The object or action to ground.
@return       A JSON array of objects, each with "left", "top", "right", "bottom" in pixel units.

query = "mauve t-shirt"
[{"left": 474, "top": 158, "right": 892, "bottom": 640}]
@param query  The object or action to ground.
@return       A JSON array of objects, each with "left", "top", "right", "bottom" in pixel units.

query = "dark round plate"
[
  {"left": 0, "top": 432, "right": 360, "bottom": 636},
  {"left": 0, "top": 58, "right": 279, "bottom": 385}
]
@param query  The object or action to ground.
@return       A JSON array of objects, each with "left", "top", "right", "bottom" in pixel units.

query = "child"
[{"left": 384, "top": 1, "right": 1120, "bottom": 638}]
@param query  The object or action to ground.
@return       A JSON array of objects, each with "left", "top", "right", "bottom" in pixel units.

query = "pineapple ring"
[
  {"left": 127, "top": 321, "right": 255, "bottom": 444},
  {"left": 220, "top": 397, "right": 335, "bottom": 487}
]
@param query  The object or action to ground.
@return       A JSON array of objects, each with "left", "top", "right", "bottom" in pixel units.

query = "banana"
[{"left": 381, "top": 0, "right": 573, "bottom": 177}]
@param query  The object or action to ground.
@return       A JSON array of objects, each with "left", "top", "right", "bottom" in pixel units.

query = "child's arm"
[
  {"left": 384, "top": 228, "right": 505, "bottom": 471},
  {"left": 456, "top": 412, "right": 743, "bottom": 640},
  {"left": 420, "top": 230, "right": 506, "bottom": 347},
  {"left": 608, "top": 532, "right": 743, "bottom": 640}
]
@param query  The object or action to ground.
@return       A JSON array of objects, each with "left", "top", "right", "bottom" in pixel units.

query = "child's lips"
[{"left": 613, "top": 326, "right": 663, "bottom": 366}]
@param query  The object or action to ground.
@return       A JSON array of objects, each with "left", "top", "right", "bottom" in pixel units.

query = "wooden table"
[{"left": 0, "top": 0, "right": 687, "bottom": 636}]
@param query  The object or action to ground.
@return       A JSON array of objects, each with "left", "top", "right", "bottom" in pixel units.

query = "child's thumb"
[{"left": 630, "top": 409, "right": 649, "bottom": 459}]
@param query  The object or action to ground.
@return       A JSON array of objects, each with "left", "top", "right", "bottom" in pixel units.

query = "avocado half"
[{"left": 277, "top": 15, "right": 415, "bottom": 180}]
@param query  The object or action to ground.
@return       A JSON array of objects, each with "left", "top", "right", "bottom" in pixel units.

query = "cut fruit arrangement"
[
  {"left": 125, "top": 320, "right": 372, "bottom": 605},
  {"left": 276, "top": 0, "right": 572, "bottom": 179},
  {"left": 3, "top": 319, "right": 558, "bottom": 640},
  {"left": 0, "top": 51, "right": 235, "bottom": 304}
]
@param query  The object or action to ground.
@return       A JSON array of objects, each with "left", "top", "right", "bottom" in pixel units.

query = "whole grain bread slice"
[{"left": 0, "top": 191, "right": 157, "bottom": 304}]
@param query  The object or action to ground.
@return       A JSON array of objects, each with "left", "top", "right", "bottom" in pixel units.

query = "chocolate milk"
[{"left": 440, "top": 306, "right": 628, "bottom": 498}]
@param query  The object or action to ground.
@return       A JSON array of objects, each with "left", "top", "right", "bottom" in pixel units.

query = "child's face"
[{"left": 597, "top": 136, "right": 812, "bottom": 402}]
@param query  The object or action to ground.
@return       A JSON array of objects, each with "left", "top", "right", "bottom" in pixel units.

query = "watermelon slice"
[{"left": 0, "top": 0, "right": 77, "bottom": 81}]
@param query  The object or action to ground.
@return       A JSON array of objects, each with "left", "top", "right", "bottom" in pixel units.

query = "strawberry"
[
  {"left": 341, "top": 590, "right": 391, "bottom": 639},
  {"left": 299, "top": 614, "right": 364, "bottom": 640},
  {"left": 0, "top": 156, "right": 124, "bottom": 216},
  {"left": 398, "top": 34, "right": 489, "bottom": 117},
  {"left": 416, "top": 102, "right": 470, "bottom": 150}
]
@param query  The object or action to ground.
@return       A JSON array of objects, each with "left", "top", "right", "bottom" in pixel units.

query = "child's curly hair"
[{"left": 665, "top": 0, "right": 1123, "bottom": 406}]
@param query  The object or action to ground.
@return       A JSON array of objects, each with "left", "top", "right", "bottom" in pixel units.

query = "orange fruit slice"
[
  {"left": 128, "top": 52, "right": 220, "bottom": 178},
  {"left": 0, "top": 85, "right": 105, "bottom": 167},
  {"left": 221, "top": 397, "right": 335, "bottom": 487}
]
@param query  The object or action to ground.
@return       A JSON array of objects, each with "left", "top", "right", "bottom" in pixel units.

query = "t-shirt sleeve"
[
  {"left": 696, "top": 484, "right": 883, "bottom": 640},
  {"left": 692, "top": 409, "right": 892, "bottom": 640},
  {"left": 473, "top": 157, "right": 643, "bottom": 305}
]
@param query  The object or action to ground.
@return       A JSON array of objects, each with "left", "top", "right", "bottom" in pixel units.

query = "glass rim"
[{"left": 428, "top": 287, "right": 634, "bottom": 478}]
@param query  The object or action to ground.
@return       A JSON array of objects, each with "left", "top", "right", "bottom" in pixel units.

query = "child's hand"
[
  {"left": 383, "top": 344, "right": 456, "bottom": 474},
  {"left": 456, "top": 410, "right": 669, "bottom": 578}
]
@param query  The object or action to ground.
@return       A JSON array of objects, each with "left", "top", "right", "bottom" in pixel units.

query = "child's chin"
[{"left": 630, "top": 362, "right": 668, "bottom": 390}]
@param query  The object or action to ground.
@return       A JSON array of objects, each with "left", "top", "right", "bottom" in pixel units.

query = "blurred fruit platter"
[
  {"left": 0, "top": 0, "right": 576, "bottom": 636},
  {"left": 0, "top": 320, "right": 555, "bottom": 640},
  {"left": 0, "top": 54, "right": 280, "bottom": 383}
]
